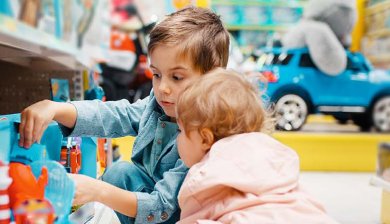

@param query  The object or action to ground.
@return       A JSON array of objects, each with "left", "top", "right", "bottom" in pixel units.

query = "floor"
[
  {"left": 300, "top": 172, "right": 382, "bottom": 224},
  {"left": 80, "top": 172, "right": 383, "bottom": 224}
]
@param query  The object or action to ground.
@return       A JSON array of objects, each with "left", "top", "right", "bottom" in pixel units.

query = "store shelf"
[
  {"left": 273, "top": 132, "right": 390, "bottom": 171},
  {"left": 226, "top": 24, "right": 291, "bottom": 31},
  {"left": 366, "top": 28, "right": 390, "bottom": 38},
  {"left": 366, "top": 0, "right": 390, "bottom": 15},
  {"left": 211, "top": 0, "right": 307, "bottom": 7},
  {"left": 211, "top": 0, "right": 305, "bottom": 50},
  {"left": 0, "top": 14, "right": 91, "bottom": 70}
]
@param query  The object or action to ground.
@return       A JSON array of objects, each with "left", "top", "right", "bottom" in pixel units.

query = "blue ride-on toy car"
[{"left": 257, "top": 47, "right": 390, "bottom": 132}]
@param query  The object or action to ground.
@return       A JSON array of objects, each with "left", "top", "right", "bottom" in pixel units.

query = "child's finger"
[
  {"left": 32, "top": 118, "right": 44, "bottom": 144},
  {"left": 19, "top": 112, "right": 26, "bottom": 147},
  {"left": 23, "top": 113, "right": 35, "bottom": 148}
]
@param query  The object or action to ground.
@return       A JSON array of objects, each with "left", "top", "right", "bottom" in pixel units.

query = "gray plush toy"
[{"left": 281, "top": 0, "right": 357, "bottom": 76}]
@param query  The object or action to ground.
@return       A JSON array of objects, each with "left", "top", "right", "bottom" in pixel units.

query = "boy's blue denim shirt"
[{"left": 59, "top": 92, "right": 189, "bottom": 223}]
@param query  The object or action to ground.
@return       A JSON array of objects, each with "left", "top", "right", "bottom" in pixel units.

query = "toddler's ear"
[{"left": 200, "top": 128, "right": 214, "bottom": 151}]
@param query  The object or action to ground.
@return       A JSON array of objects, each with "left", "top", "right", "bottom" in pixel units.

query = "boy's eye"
[
  {"left": 172, "top": 73, "right": 183, "bottom": 81},
  {"left": 153, "top": 73, "right": 161, "bottom": 78},
  {"left": 177, "top": 128, "right": 181, "bottom": 133}
]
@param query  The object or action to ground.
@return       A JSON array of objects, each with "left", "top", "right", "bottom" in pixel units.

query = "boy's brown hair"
[
  {"left": 177, "top": 69, "right": 274, "bottom": 142},
  {"left": 148, "top": 7, "right": 230, "bottom": 74}
]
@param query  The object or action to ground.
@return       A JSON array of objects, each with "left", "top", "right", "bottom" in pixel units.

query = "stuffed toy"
[{"left": 281, "top": 0, "right": 357, "bottom": 76}]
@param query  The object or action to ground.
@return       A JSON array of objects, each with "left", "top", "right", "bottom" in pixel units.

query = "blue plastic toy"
[
  {"left": 30, "top": 160, "right": 75, "bottom": 224},
  {"left": 0, "top": 113, "right": 96, "bottom": 177}
]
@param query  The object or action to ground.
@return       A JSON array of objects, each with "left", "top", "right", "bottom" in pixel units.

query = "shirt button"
[
  {"left": 147, "top": 214, "right": 154, "bottom": 222},
  {"left": 157, "top": 139, "right": 162, "bottom": 144},
  {"left": 161, "top": 122, "right": 166, "bottom": 128},
  {"left": 161, "top": 212, "right": 169, "bottom": 221}
]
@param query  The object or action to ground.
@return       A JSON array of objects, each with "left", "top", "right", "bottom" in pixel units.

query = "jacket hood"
[{"left": 183, "top": 132, "right": 300, "bottom": 197}]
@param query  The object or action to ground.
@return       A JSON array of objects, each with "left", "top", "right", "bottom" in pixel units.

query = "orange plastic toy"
[
  {"left": 97, "top": 138, "right": 107, "bottom": 168},
  {"left": 70, "top": 145, "right": 82, "bottom": 174},
  {"left": 7, "top": 162, "right": 48, "bottom": 209},
  {"left": 60, "top": 144, "right": 82, "bottom": 174}
]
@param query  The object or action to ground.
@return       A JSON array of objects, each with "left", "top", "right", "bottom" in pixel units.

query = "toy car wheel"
[
  {"left": 275, "top": 94, "right": 308, "bottom": 131},
  {"left": 372, "top": 96, "right": 390, "bottom": 132}
]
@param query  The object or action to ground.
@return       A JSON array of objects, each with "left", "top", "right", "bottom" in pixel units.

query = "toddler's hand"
[
  {"left": 69, "top": 173, "right": 100, "bottom": 206},
  {"left": 19, "top": 100, "right": 56, "bottom": 148}
]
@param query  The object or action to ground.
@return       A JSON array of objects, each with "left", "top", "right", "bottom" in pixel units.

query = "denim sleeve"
[
  {"left": 59, "top": 98, "right": 148, "bottom": 138},
  {"left": 135, "top": 159, "right": 188, "bottom": 224}
]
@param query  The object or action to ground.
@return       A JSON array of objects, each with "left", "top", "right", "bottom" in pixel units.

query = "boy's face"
[
  {"left": 150, "top": 45, "right": 202, "bottom": 118},
  {"left": 176, "top": 122, "right": 208, "bottom": 167}
]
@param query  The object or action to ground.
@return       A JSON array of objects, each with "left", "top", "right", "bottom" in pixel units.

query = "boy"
[{"left": 19, "top": 7, "right": 229, "bottom": 224}]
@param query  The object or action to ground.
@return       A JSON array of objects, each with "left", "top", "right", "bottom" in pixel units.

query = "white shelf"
[{"left": 0, "top": 14, "right": 91, "bottom": 70}]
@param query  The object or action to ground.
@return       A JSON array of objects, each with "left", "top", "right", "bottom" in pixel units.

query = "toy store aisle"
[{"left": 300, "top": 172, "right": 381, "bottom": 224}]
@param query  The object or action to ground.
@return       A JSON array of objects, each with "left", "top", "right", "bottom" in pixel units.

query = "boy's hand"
[
  {"left": 70, "top": 173, "right": 138, "bottom": 217},
  {"left": 19, "top": 100, "right": 57, "bottom": 148},
  {"left": 69, "top": 173, "right": 100, "bottom": 205}
]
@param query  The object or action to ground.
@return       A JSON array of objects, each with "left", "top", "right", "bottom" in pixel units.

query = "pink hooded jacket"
[{"left": 178, "top": 132, "right": 338, "bottom": 224}]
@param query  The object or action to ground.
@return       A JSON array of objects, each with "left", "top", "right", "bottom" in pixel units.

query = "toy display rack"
[
  {"left": 0, "top": 60, "right": 82, "bottom": 115},
  {"left": 0, "top": 12, "right": 88, "bottom": 115},
  {"left": 0, "top": 13, "right": 91, "bottom": 70},
  {"left": 363, "top": 0, "right": 390, "bottom": 68}
]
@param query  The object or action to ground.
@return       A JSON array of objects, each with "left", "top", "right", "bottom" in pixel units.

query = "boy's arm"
[
  {"left": 98, "top": 180, "right": 138, "bottom": 217},
  {"left": 59, "top": 98, "right": 149, "bottom": 138},
  {"left": 70, "top": 174, "right": 138, "bottom": 217},
  {"left": 54, "top": 103, "right": 77, "bottom": 127},
  {"left": 20, "top": 96, "right": 149, "bottom": 148},
  {"left": 71, "top": 160, "right": 188, "bottom": 222}
]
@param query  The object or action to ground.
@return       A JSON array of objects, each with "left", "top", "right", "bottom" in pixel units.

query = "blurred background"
[{"left": 0, "top": 0, "right": 390, "bottom": 223}]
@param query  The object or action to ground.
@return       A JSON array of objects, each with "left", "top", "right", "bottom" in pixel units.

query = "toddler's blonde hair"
[{"left": 177, "top": 69, "right": 273, "bottom": 142}]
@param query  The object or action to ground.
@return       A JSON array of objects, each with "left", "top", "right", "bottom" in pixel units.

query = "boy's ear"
[{"left": 200, "top": 128, "right": 214, "bottom": 151}]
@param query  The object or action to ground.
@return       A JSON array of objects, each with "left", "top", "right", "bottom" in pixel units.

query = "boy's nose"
[{"left": 159, "top": 80, "right": 171, "bottom": 94}]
